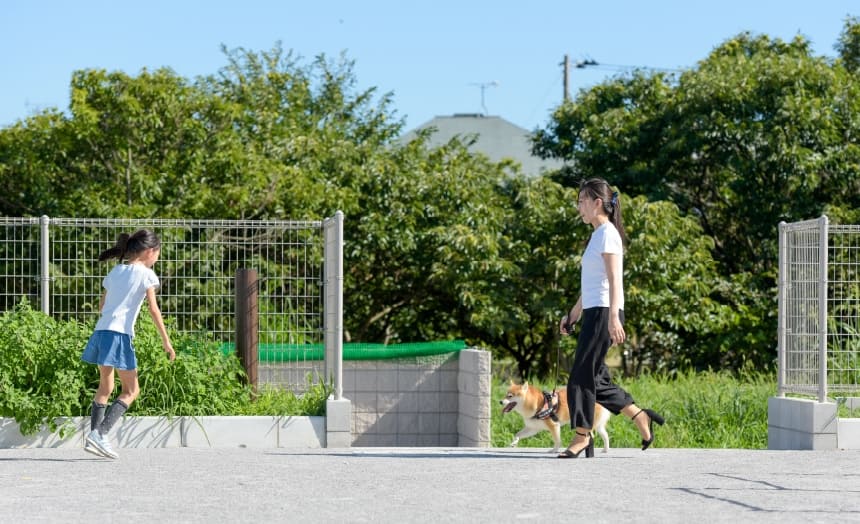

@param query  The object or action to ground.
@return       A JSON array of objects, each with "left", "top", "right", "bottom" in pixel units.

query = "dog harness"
[{"left": 534, "top": 391, "right": 560, "bottom": 422}]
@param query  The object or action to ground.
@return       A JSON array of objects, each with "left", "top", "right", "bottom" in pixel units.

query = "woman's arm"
[
  {"left": 603, "top": 252, "right": 626, "bottom": 345},
  {"left": 560, "top": 296, "right": 583, "bottom": 335}
]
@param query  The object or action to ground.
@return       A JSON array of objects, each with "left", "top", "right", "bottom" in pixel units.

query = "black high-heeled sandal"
[
  {"left": 557, "top": 431, "right": 594, "bottom": 459},
  {"left": 633, "top": 408, "right": 665, "bottom": 451}
]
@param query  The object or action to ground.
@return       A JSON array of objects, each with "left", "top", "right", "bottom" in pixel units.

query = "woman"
[{"left": 558, "top": 178, "right": 664, "bottom": 458}]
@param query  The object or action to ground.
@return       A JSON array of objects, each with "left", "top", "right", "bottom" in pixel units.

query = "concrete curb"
[{"left": 0, "top": 416, "right": 326, "bottom": 449}]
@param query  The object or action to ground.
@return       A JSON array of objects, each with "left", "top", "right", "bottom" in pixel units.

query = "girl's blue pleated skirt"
[{"left": 81, "top": 330, "right": 137, "bottom": 370}]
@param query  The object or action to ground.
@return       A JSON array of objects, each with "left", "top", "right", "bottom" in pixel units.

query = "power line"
[
  {"left": 562, "top": 54, "right": 684, "bottom": 100},
  {"left": 577, "top": 58, "right": 683, "bottom": 74}
]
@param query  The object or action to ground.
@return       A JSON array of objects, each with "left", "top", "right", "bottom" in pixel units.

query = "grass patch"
[
  {"left": 492, "top": 369, "right": 774, "bottom": 449},
  {"left": 837, "top": 398, "right": 860, "bottom": 418}
]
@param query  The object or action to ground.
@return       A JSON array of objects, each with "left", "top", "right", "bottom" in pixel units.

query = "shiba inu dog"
[{"left": 500, "top": 381, "right": 610, "bottom": 453}]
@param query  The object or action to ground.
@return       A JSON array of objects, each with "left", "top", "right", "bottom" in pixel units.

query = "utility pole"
[
  {"left": 562, "top": 54, "right": 570, "bottom": 101},
  {"left": 562, "top": 55, "right": 596, "bottom": 102},
  {"left": 565, "top": 55, "right": 650, "bottom": 102}
]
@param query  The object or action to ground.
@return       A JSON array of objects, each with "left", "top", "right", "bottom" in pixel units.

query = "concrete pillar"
[
  {"left": 457, "top": 349, "right": 491, "bottom": 447},
  {"left": 768, "top": 396, "right": 837, "bottom": 450},
  {"left": 326, "top": 397, "right": 352, "bottom": 447}
]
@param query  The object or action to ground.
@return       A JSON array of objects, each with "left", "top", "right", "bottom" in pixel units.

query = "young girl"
[
  {"left": 557, "top": 178, "right": 664, "bottom": 458},
  {"left": 81, "top": 229, "right": 175, "bottom": 459}
]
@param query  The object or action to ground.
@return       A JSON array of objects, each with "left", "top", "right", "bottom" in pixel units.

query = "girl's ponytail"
[{"left": 98, "top": 233, "right": 131, "bottom": 261}]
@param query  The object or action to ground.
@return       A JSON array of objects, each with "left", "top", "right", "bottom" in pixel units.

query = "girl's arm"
[
  {"left": 603, "top": 252, "right": 626, "bottom": 345},
  {"left": 146, "top": 287, "right": 175, "bottom": 361}
]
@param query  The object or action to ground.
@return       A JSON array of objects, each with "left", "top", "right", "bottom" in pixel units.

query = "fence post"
[
  {"left": 818, "top": 215, "right": 829, "bottom": 403},
  {"left": 324, "top": 211, "right": 344, "bottom": 400},
  {"left": 40, "top": 215, "right": 50, "bottom": 315},
  {"left": 235, "top": 268, "right": 259, "bottom": 392},
  {"left": 777, "top": 221, "right": 786, "bottom": 398}
]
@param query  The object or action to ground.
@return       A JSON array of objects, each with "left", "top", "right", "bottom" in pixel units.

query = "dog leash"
[
  {"left": 555, "top": 334, "right": 562, "bottom": 394},
  {"left": 547, "top": 321, "right": 573, "bottom": 413},
  {"left": 537, "top": 321, "right": 569, "bottom": 420},
  {"left": 536, "top": 316, "right": 573, "bottom": 421},
  {"left": 555, "top": 318, "right": 573, "bottom": 393}
]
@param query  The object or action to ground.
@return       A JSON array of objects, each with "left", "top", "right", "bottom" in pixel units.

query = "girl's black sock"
[
  {"left": 90, "top": 401, "right": 107, "bottom": 432},
  {"left": 97, "top": 399, "right": 128, "bottom": 435}
]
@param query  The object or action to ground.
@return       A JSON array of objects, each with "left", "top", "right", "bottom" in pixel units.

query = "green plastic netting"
[{"left": 221, "top": 340, "right": 466, "bottom": 362}]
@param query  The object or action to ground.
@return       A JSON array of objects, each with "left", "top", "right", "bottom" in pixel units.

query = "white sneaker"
[
  {"left": 83, "top": 435, "right": 105, "bottom": 458},
  {"left": 86, "top": 430, "right": 118, "bottom": 459}
]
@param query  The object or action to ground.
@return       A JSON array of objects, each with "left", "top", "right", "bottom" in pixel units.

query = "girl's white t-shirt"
[
  {"left": 94, "top": 263, "right": 160, "bottom": 338},
  {"left": 581, "top": 222, "right": 624, "bottom": 309}
]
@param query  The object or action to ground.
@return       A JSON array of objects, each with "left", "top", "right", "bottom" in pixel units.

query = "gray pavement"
[{"left": 1, "top": 446, "right": 859, "bottom": 523}]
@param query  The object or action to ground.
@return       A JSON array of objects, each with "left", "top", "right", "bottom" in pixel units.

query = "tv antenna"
[{"left": 470, "top": 81, "right": 499, "bottom": 115}]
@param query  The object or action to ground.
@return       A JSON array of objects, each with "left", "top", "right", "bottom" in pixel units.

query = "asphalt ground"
[{"left": 1, "top": 446, "right": 859, "bottom": 523}]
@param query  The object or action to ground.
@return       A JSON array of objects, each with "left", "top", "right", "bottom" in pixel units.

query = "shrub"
[
  {"left": 0, "top": 300, "right": 326, "bottom": 436},
  {"left": 0, "top": 300, "right": 93, "bottom": 435}
]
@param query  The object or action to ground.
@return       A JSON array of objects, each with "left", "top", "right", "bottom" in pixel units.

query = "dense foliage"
[{"left": 4, "top": 19, "right": 860, "bottom": 378}]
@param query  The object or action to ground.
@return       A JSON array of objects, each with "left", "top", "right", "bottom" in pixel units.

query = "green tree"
[
  {"left": 622, "top": 196, "right": 747, "bottom": 373},
  {"left": 0, "top": 44, "right": 404, "bottom": 221},
  {"left": 533, "top": 31, "right": 860, "bottom": 369},
  {"left": 1, "top": 39, "right": 806, "bottom": 375},
  {"left": 536, "top": 33, "right": 860, "bottom": 277},
  {"left": 836, "top": 16, "right": 860, "bottom": 74},
  {"left": 195, "top": 45, "right": 402, "bottom": 220},
  {"left": 0, "top": 111, "right": 73, "bottom": 216},
  {"left": 429, "top": 174, "right": 578, "bottom": 378},
  {"left": 343, "top": 132, "right": 516, "bottom": 343},
  {"left": 63, "top": 67, "right": 211, "bottom": 217}
]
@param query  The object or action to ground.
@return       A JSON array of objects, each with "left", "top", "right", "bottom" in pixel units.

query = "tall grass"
[{"left": 492, "top": 369, "right": 774, "bottom": 449}]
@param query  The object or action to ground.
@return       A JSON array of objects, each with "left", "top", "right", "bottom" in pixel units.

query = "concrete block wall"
[
  {"left": 345, "top": 352, "right": 461, "bottom": 446},
  {"left": 340, "top": 348, "right": 491, "bottom": 447}
]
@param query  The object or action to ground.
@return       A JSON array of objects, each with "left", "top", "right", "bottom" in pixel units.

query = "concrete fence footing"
[{"left": 0, "top": 348, "right": 493, "bottom": 449}]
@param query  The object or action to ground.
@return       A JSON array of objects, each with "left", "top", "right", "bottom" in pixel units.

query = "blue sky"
[{"left": 1, "top": 1, "right": 857, "bottom": 132}]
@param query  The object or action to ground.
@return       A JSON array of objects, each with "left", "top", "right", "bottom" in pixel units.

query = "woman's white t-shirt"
[
  {"left": 581, "top": 222, "right": 624, "bottom": 309},
  {"left": 94, "top": 263, "right": 160, "bottom": 338}
]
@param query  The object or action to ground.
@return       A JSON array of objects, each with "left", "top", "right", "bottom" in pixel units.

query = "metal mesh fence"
[
  {"left": 828, "top": 224, "right": 860, "bottom": 395},
  {"left": 0, "top": 218, "right": 41, "bottom": 311},
  {"left": 778, "top": 217, "right": 860, "bottom": 400},
  {"left": 0, "top": 216, "right": 336, "bottom": 393}
]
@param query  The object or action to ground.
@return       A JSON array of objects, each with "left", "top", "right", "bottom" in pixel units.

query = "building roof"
[{"left": 398, "top": 114, "right": 564, "bottom": 176}]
